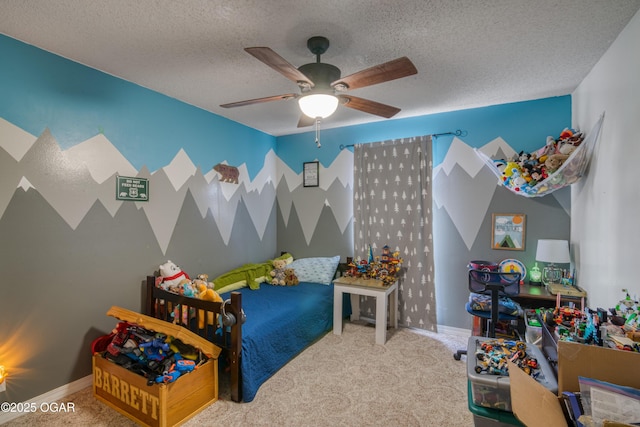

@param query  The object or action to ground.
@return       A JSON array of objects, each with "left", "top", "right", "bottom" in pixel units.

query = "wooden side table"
[{"left": 333, "top": 276, "right": 398, "bottom": 345}]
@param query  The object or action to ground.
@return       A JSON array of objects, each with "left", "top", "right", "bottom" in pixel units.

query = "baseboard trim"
[
  {"left": 0, "top": 375, "right": 92, "bottom": 425},
  {"left": 436, "top": 324, "right": 472, "bottom": 338},
  {"left": 355, "top": 315, "right": 471, "bottom": 338}
]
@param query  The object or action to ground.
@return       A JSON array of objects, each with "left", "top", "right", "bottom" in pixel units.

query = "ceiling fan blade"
[
  {"left": 332, "top": 57, "right": 417, "bottom": 91},
  {"left": 245, "top": 47, "right": 314, "bottom": 87},
  {"left": 220, "top": 93, "right": 297, "bottom": 108},
  {"left": 297, "top": 114, "right": 315, "bottom": 128},
  {"left": 338, "top": 95, "right": 401, "bottom": 118}
]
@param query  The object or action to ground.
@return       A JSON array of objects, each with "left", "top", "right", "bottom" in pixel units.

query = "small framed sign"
[
  {"left": 492, "top": 213, "right": 526, "bottom": 250},
  {"left": 303, "top": 161, "right": 319, "bottom": 187},
  {"left": 116, "top": 176, "right": 149, "bottom": 201}
]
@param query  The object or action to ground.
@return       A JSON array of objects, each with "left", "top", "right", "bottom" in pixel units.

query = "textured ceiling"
[{"left": 1, "top": 1, "right": 639, "bottom": 136}]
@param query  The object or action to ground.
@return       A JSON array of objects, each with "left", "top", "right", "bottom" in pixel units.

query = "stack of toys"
[
  {"left": 473, "top": 339, "right": 541, "bottom": 377},
  {"left": 494, "top": 127, "right": 585, "bottom": 195},
  {"left": 344, "top": 245, "right": 403, "bottom": 286},
  {"left": 536, "top": 289, "right": 640, "bottom": 351},
  {"left": 93, "top": 322, "right": 207, "bottom": 385}
]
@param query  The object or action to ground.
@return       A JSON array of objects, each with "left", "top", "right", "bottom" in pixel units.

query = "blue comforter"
[{"left": 220, "top": 281, "right": 345, "bottom": 402}]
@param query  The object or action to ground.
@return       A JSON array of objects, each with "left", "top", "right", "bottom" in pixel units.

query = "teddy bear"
[
  {"left": 157, "top": 260, "right": 190, "bottom": 291},
  {"left": 196, "top": 283, "right": 223, "bottom": 329},
  {"left": 284, "top": 268, "right": 299, "bottom": 286},
  {"left": 544, "top": 153, "right": 569, "bottom": 174},
  {"left": 193, "top": 273, "right": 214, "bottom": 290},
  {"left": 270, "top": 259, "right": 287, "bottom": 286}
]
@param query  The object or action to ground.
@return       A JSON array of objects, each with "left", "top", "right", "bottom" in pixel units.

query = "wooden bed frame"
[{"left": 144, "top": 275, "right": 244, "bottom": 402}]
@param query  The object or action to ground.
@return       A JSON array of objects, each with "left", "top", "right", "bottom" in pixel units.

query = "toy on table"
[{"left": 344, "top": 244, "right": 403, "bottom": 286}]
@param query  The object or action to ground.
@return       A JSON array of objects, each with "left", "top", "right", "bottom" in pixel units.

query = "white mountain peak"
[
  {"left": 0, "top": 117, "right": 36, "bottom": 161},
  {"left": 434, "top": 137, "right": 480, "bottom": 178},
  {"left": 479, "top": 136, "right": 517, "bottom": 160},
  {"left": 276, "top": 156, "right": 301, "bottom": 192},
  {"left": 325, "top": 149, "right": 353, "bottom": 189},
  {"left": 248, "top": 149, "right": 277, "bottom": 194},
  {"left": 162, "top": 148, "right": 197, "bottom": 191},
  {"left": 17, "top": 176, "right": 34, "bottom": 191},
  {"left": 65, "top": 133, "right": 137, "bottom": 184}
]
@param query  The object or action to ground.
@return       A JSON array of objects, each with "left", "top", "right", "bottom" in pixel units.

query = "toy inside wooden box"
[{"left": 92, "top": 306, "right": 221, "bottom": 427}]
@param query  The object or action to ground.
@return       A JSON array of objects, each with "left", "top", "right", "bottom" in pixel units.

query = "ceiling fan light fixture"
[{"left": 298, "top": 93, "right": 339, "bottom": 119}]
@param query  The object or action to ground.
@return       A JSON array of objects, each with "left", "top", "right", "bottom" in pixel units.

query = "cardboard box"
[
  {"left": 467, "top": 336, "right": 557, "bottom": 413},
  {"left": 509, "top": 341, "right": 640, "bottom": 427},
  {"left": 93, "top": 306, "right": 221, "bottom": 427}
]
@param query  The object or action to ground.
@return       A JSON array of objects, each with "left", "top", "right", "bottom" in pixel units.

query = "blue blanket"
[{"left": 220, "top": 282, "right": 346, "bottom": 402}]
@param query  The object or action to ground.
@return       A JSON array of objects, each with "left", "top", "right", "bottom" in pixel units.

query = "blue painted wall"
[
  {"left": 276, "top": 96, "right": 571, "bottom": 169},
  {"left": 0, "top": 35, "right": 274, "bottom": 177}
]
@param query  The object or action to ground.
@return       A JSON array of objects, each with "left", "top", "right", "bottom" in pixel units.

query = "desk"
[
  {"left": 333, "top": 277, "right": 398, "bottom": 345},
  {"left": 513, "top": 284, "right": 586, "bottom": 309}
]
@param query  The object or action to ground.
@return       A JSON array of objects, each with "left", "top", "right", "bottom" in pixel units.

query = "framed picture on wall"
[
  {"left": 492, "top": 213, "right": 526, "bottom": 251},
  {"left": 303, "top": 161, "right": 319, "bottom": 187}
]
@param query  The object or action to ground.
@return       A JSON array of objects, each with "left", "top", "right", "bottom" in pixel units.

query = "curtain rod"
[{"left": 339, "top": 129, "right": 467, "bottom": 150}]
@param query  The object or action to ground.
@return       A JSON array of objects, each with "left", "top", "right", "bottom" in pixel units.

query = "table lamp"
[{"left": 535, "top": 239, "right": 570, "bottom": 285}]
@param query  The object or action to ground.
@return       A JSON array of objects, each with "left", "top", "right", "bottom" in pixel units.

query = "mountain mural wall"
[
  {"left": 0, "top": 98, "right": 572, "bottom": 405},
  {"left": 0, "top": 117, "right": 356, "bottom": 257}
]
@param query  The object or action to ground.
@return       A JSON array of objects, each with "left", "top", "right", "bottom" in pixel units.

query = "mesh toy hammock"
[{"left": 475, "top": 113, "right": 604, "bottom": 197}]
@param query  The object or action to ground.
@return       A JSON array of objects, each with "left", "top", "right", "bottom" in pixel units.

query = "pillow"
[{"left": 289, "top": 255, "right": 340, "bottom": 285}]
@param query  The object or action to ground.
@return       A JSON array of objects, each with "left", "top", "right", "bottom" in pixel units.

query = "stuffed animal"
[
  {"left": 284, "top": 268, "right": 299, "bottom": 286},
  {"left": 177, "top": 281, "right": 198, "bottom": 298},
  {"left": 270, "top": 259, "right": 287, "bottom": 286},
  {"left": 196, "top": 283, "right": 223, "bottom": 329},
  {"left": 501, "top": 161, "right": 522, "bottom": 186},
  {"left": 544, "top": 154, "right": 569, "bottom": 174},
  {"left": 193, "top": 273, "right": 214, "bottom": 290},
  {"left": 158, "top": 260, "right": 190, "bottom": 291}
]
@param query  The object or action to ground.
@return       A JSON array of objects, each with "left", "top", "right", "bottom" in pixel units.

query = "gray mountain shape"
[
  {"left": 0, "top": 143, "right": 21, "bottom": 218},
  {"left": 18, "top": 129, "right": 102, "bottom": 230},
  {"left": 433, "top": 162, "right": 498, "bottom": 250}
]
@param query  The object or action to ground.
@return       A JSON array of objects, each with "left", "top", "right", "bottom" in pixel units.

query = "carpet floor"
[{"left": 4, "top": 322, "right": 474, "bottom": 426}]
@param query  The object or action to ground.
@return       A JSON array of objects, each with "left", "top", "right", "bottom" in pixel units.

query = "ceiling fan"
[{"left": 220, "top": 36, "right": 418, "bottom": 128}]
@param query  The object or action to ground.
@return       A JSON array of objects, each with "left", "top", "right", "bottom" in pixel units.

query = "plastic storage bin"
[
  {"left": 467, "top": 336, "right": 557, "bottom": 412},
  {"left": 468, "top": 381, "right": 523, "bottom": 426},
  {"left": 524, "top": 309, "right": 542, "bottom": 348}
]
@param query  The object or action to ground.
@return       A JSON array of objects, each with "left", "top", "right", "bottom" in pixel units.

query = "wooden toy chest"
[{"left": 93, "top": 306, "right": 221, "bottom": 427}]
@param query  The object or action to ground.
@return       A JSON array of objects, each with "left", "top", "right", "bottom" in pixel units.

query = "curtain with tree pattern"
[{"left": 353, "top": 136, "right": 436, "bottom": 331}]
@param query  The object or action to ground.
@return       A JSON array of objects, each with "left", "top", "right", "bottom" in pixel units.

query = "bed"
[{"left": 143, "top": 255, "right": 346, "bottom": 402}]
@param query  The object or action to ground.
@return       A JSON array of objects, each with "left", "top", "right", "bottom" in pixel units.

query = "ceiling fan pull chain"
[{"left": 315, "top": 118, "right": 321, "bottom": 148}]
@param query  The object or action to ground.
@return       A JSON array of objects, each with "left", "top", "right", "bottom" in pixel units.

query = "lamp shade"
[
  {"left": 298, "top": 93, "right": 339, "bottom": 119},
  {"left": 535, "top": 239, "right": 570, "bottom": 264}
]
